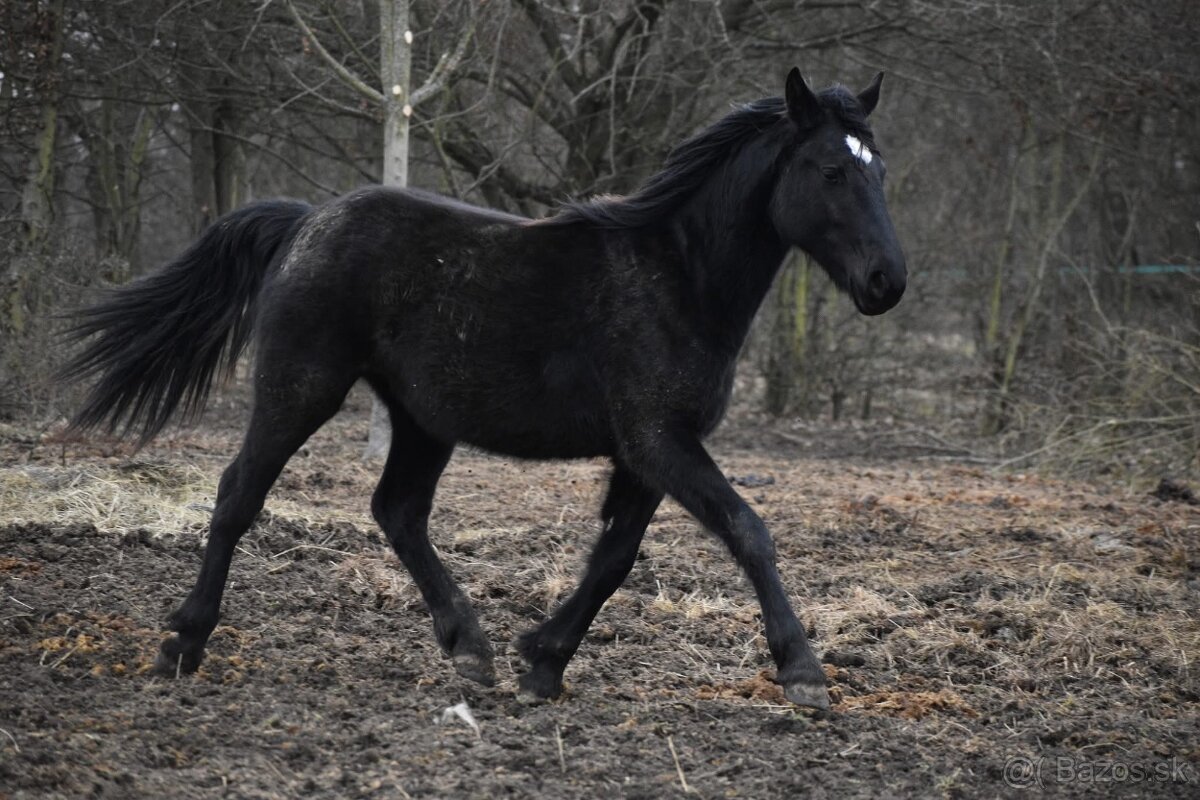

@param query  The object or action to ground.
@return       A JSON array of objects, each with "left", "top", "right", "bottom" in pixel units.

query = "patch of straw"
[{"left": 1, "top": 462, "right": 214, "bottom": 535}]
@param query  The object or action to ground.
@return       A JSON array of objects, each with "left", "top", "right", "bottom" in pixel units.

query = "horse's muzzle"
[{"left": 853, "top": 263, "right": 906, "bottom": 316}]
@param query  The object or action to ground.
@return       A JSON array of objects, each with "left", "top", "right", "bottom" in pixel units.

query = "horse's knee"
[
  {"left": 585, "top": 545, "right": 637, "bottom": 595},
  {"left": 371, "top": 487, "right": 406, "bottom": 528},
  {"left": 727, "top": 506, "right": 777, "bottom": 564},
  {"left": 372, "top": 491, "right": 431, "bottom": 548}
]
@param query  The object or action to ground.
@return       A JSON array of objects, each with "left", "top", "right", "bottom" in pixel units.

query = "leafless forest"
[
  {"left": 0, "top": 0, "right": 1197, "bottom": 473},
  {"left": 1, "top": 2, "right": 1199, "bottom": 798}
]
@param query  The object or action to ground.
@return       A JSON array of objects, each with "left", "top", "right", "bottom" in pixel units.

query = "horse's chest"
[{"left": 620, "top": 346, "right": 736, "bottom": 436}]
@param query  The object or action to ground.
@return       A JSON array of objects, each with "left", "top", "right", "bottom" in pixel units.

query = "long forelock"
[{"left": 817, "top": 85, "right": 877, "bottom": 153}]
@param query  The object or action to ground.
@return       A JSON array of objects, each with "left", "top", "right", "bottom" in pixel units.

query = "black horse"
[{"left": 62, "top": 68, "right": 905, "bottom": 711}]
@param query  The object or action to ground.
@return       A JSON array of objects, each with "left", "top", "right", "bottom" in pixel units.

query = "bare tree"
[
  {"left": 1, "top": 0, "right": 65, "bottom": 341},
  {"left": 285, "top": 0, "right": 477, "bottom": 458}
]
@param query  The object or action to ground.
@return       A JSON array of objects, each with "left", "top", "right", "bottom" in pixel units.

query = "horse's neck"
[{"left": 671, "top": 174, "right": 788, "bottom": 354}]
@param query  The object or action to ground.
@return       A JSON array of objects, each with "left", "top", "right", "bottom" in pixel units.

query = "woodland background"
[{"left": 1, "top": 0, "right": 1197, "bottom": 479}]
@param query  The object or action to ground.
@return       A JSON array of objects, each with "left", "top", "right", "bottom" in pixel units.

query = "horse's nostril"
[{"left": 867, "top": 270, "right": 888, "bottom": 298}]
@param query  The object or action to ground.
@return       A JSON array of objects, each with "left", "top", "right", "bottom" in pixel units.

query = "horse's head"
[{"left": 769, "top": 68, "right": 906, "bottom": 316}]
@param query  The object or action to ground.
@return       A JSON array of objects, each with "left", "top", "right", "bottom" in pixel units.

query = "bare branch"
[
  {"left": 410, "top": 2, "right": 480, "bottom": 108},
  {"left": 512, "top": 0, "right": 584, "bottom": 92},
  {"left": 192, "top": 124, "right": 344, "bottom": 197},
  {"left": 440, "top": 133, "right": 557, "bottom": 206},
  {"left": 284, "top": 0, "right": 383, "bottom": 106}
]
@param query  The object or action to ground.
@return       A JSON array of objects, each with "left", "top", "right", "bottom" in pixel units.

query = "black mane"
[{"left": 545, "top": 86, "right": 875, "bottom": 229}]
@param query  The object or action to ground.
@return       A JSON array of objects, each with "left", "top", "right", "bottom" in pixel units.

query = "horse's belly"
[
  {"left": 411, "top": 392, "right": 613, "bottom": 459},
  {"left": 396, "top": 353, "right": 613, "bottom": 459},
  {"left": 463, "top": 419, "right": 613, "bottom": 460}
]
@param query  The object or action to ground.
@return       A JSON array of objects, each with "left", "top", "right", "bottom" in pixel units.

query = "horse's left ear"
[
  {"left": 785, "top": 67, "right": 822, "bottom": 129},
  {"left": 858, "top": 72, "right": 884, "bottom": 117}
]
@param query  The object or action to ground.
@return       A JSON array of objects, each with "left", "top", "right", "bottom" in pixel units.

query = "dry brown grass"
[
  {"left": 0, "top": 461, "right": 214, "bottom": 534},
  {"left": 3, "top": 415, "right": 1198, "bottom": 733},
  {"left": 2, "top": 411, "right": 1199, "bottom": 798}
]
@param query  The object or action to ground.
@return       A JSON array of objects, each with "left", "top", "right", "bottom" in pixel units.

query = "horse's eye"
[{"left": 821, "top": 166, "right": 841, "bottom": 183}]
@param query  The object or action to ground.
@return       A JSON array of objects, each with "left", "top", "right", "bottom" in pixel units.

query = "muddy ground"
[{"left": 1, "top": 392, "right": 1198, "bottom": 798}]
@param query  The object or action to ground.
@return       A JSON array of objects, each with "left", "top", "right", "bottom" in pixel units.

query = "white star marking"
[{"left": 845, "top": 134, "right": 873, "bottom": 165}]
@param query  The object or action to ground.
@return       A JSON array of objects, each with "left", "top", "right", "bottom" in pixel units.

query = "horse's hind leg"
[
  {"left": 517, "top": 466, "right": 662, "bottom": 699},
  {"left": 154, "top": 358, "right": 354, "bottom": 676},
  {"left": 371, "top": 405, "right": 494, "bottom": 686}
]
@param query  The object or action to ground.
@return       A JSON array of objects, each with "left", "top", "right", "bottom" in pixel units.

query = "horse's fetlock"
[{"left": 166, "top": 603, "right": 217, "bottom": 637}]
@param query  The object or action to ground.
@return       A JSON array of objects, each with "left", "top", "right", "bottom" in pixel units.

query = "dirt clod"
[{"left": 1153, "top": 477, "right": 1199, "bottom": 505}]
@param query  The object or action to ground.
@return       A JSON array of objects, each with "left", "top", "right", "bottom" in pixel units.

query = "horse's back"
[
  {"left": 258, "top": 184, "right": 722, "bottom": 459},
  {"left": 362, "top": 196, "right": 617, "bottom": 457},
  {"left": 265, "top": 185, "right": 614, "bottom": 456}
]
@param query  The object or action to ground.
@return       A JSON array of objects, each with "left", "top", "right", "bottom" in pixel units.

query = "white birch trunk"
[{"left": 363, "top": 0, "right": 413, "bottom": 460}]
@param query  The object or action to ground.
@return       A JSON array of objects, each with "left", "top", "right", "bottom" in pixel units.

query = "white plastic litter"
[{"left": 439, "top": 701, "right": 481, "bottom": 736}]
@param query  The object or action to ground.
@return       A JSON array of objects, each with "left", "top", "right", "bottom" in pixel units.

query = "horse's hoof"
[
  {"left": 152, "top": 636, "right": 203, "bottom": 677},
  {"left": 514, "top": 687, "right": 552, "bottom": 706},
  {"left": 784, "top": 681, "right": 831, "bottom": 712},
  {"left": 452, "top": 652, "right": 496, "bottom": 687},
  {"left": 517, "top": 669, "right": 563, "bottom": 702}
]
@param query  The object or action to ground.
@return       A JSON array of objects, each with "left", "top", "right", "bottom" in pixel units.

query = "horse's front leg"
[{"left": 619, "top": 425, "right": 829, "bottom": 711}]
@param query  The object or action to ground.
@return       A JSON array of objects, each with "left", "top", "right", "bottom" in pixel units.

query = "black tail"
[{"left": 59, "top": 200, "right": 311, "bottom": 444}]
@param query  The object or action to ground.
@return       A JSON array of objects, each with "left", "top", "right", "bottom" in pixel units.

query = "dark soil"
[
  {"left": 2, "top": 402, "right": 1198, "bottom": 798},
  {"left": 1153, "top": 478, "right": 1199, "bottom": 506}
]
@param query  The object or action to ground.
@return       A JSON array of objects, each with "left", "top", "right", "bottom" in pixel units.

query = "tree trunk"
[
  {"left": 120, "top": 107, "right": 157, "bottom": 268},
  {"left": 981, "top": 120, "right": 1030, "bottom": 435},
  {"left": 214, "top": 100, "right": 245, "bottom": 216},
  {"left": 380, "top": 0, "right": 412, "bottom": 190},
  {"left": 18, "top": 0, "right": 66, "bottom": 249},
  {"left": 83, "top": 99, "right": 158, "bottom": 273},
  {"left": 791, "top": 254, "right": 813, "bottom": 413},
  {"left": 364, "top": 0, "right": 413, "bottom": 460},
  {"left": 763, "top": 251, "right": 812, "bottom": 417},
  {"left": 189, "top": 107, "right": 219, "bottom": 234},
  {"left": 20, "top": 95, "right": 60, "bottom": 250},
  {"left": 989, "top": 131, "right": 1104, "bottom": 433},
  {"left": 185, "top": 81, "right": 244, "bottom": 234},
  {"left": 764, "top": 256, "right": 796, "bottom": 416},
  {"left": 4, "top": 0, "right": 65, "bottom": 338}
]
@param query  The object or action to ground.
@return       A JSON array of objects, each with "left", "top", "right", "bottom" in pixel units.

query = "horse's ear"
[
  {"left": 858, "top": 72, "right": 884, "bottom": 117},
  {"left": 785, "top": 67, "right": 821, "bottom": 129}
]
